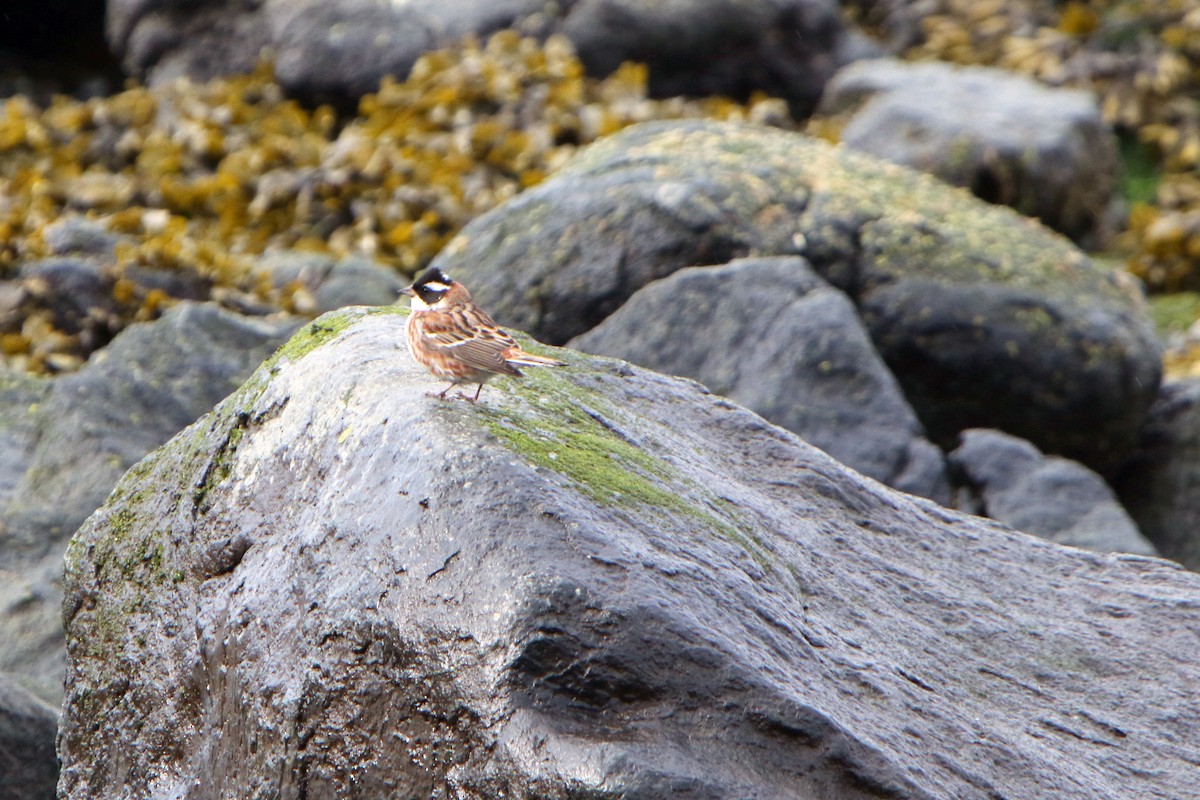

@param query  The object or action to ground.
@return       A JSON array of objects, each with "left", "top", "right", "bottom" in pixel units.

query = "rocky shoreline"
[{"left": 0, "top": 2, "right": 1198, "bottom": 798}]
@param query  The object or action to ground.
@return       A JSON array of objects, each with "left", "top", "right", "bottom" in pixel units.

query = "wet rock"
[
  {"left": 59, "top": 306, "right": 1200, "bottom": 799},
  {"left": 819, "top": 59, "right": 1120, "bottom": 246},
  {"left": 433, "top": 120, "right": 1162, "bottom": 471},
  {"left": 1114, "top": 379, "right": 1200, "bottom": 569},
  {"left": 950, "top": 428, "right": 1156, "bottom": 556},
  {"left": 0, "top": 302, "right": 301, "bottom": 702},
  {"left": 571, "top": 256, "right": 950, "bottom": 501}
]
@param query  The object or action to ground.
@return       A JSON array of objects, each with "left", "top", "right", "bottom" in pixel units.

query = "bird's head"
[{"left": 401, "top": 267, "right": 463, "bottom": 309}]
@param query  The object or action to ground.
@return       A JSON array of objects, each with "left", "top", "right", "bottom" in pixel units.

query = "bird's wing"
[{"left": 419, "top": 307, "right": 523, "bottom": 376}]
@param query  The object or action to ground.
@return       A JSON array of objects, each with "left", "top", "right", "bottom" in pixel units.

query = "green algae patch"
[
  {"left": 475, "top": 357, "right": 774, "bottom": 570},
  {"left": 274, "top": 304, "right": 405, "bottom": 363},
  {"left": 477, "top": 367, "right": 677, "bottom": 510}
]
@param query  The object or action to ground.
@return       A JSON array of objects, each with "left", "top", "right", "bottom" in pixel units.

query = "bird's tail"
[{"left": 507, "top": 349, "right": 568, "bottom": 368}]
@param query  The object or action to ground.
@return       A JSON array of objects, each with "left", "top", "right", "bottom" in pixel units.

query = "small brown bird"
[{"left": 401, "top": 266, "right": 566, "bottom": 402}]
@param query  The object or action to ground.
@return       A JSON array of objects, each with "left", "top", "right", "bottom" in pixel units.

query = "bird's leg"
[
  {"left": 471, "top": 383, "right": 484, "bottom": 403},
  {"left": 431, "top": 382, "right": 455, "bottom": 400}
]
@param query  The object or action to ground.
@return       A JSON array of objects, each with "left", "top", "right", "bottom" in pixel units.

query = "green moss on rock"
[{"left": 475, "top": 351, "right": 774, "bottom": 569}]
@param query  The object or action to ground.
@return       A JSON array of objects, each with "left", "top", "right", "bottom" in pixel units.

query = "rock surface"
[
  {"left": 1115, "top": 379, "right": 1200, "bottom": 570},
  {"left": 107, "top": 0, "right": 846, "bottom": 112},
  {"left": 0, "top": 302, "right": 301, "bottom": 702},
  {"left": 819, "top": 59, "right": 1119, "bottom": 245},
  {"left": 950, "top": 429, "right": 1156, "bottom": 556},
  {"left": 571, "top": 256, "right": 949, "bottom": 501},
  {"left": 433, "top": 120, "right": 1162, "bottom": 471},
  {"left": 60, "top": 306, "right": 1200, "bottom": 799},
  {"left": 0, "top": 672, "right": 59, "bottom": 800}
]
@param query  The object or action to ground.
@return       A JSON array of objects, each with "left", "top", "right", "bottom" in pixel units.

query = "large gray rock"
[
  {"left": 252, "top": 252, "right": 406, "bottom": 314},
  {"left": 60, "top": 306, "right": 1200, "bottom": 799},
  {"left": 0, "top": 673, "right": 58, "bottom": 800},
  {"left": 432, "top": 120, "right": 1162, "bottom": 471},
  {"left": 571, "top": 256, "right": 949, "bottom": 501},
  {"left": 950, "top": 429, "right": 1157, "bottom": 556},
  {"left": 819, "top": 59, "right": 1120, "bottom": 246},
  {"left": 107, "top": 0, "right": 845, "bottom": 112},
  {"left": 1115, "top": 379, "right": 1200, "bottom": 569},
  {"left": 0, "top": 302, "right": 301, "bottom": 703}
]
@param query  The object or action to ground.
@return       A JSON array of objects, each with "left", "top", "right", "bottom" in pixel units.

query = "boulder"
[
  {"left": 107, "top": 0, "right": 845, "bottom": 113},
  {"left": 819, "top": 59, "right": 1120, "bottom": 246},
  {"left": 0, "top": 302, "right": 301, "bottom": 702},
  {"left": 252, "top": 252, "right": 406, "bottom": 314},
  {"left": 59, "top": 306, "right": 1200, "bottom": 799},
  {"left": 432, "top": 120, "right": 1162, "bottom": 471},
  {"left": 1114, "top": 378, "right": 1200, "bottom": 569},
  {"left": 950, "top": 429, "right": 1156, "bottom": 556},
  {"left": 18, "top": 258, "right": 119, "bottom": 341},
  {"left": 559, "top": 0, "right": 845, "bottom": 115},
  {"left": 0, "top": 672, "right": 59, "bottom": 800},
  {"left": 571, "top": 256, "right": 949, "bottom": 501}
]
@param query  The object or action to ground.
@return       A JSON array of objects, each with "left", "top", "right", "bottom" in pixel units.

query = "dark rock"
[
  {"left": 950, "top": 429, "right": 1156, "bottom": 556},
  {"left": 560, "top": 0, "right": 845, "bottom": 115},
  {"left": 0, "top": 0, "right": 119, "bottom": 102},
  {"left": 18, "top": 258, "right": 118, "bottom": 338},
  {"left": 0, "top": 672, "right": 58, "bottom": 800},
  {"left": 59, "top": 306, "right": 1200, "bottom": 799},
  {"left": 819, "top": 59, "right": 1120, "bottom": 246},
  {"left": 1114, "top": 379, "right": 1200, "bottom": 570},
  {"left": 123, "top": 265, "right": 214, "bottom": 304},
  {"left": 108, "top": 0, "right": 274, "bottom": 87},
  {"left": 268, "top": 0, "right": 449, "bottom": 100},
  {"left": 433, "top": 120, "right": 1162, "bottom": 471},
  {"left": 571, "top": 256, "right": 949, "bottom": 501},
  {"left": 108, "top": 0, "right": 845, "bottom": 113},
  {"left": 0, "top": 302, "right": 301, "bottom": 702}
]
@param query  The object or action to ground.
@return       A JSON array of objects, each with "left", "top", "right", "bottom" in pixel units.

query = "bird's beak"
[{"left": 399, "top": 286, "right": 415, "bottom": 297}]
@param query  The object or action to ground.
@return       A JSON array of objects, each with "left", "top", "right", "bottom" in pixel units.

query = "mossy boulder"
[
  {"left": 60, "top": 306, "right": 1200, "bottom": 799},
  {"left": 433, "top": 119, "right": 1162, "bottom": 471}
]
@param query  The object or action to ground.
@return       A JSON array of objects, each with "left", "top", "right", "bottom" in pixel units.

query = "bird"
[{"left": 400, "top": 266, "right": 567, "bottom": 402}]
